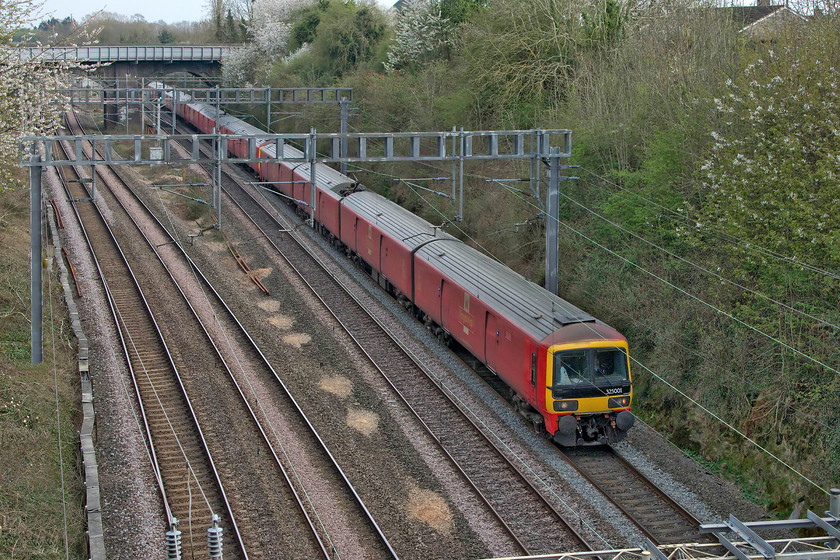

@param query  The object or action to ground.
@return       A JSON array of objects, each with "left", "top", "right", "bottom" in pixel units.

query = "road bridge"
[
  {"left": 19, "top": 45, "right": 233, "bottom": 77},
  {"left": 19, "top": 45, "right": 233, "bottom": 64},
  {"left": 26, "top": 45, "right": 239, "bottom": 125}
]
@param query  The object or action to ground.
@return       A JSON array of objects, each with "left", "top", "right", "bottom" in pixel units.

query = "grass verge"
[{"left": 0, "top": 185, "right": 86, "bottom": 559}]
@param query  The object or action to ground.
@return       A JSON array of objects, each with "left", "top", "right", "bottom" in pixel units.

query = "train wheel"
[{"left": 436, "top": 330, "right": 451, "bottom": 346}]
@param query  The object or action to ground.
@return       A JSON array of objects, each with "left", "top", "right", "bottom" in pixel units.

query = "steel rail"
[
  {"left": 61, "top": 112, "right": 248, "bottom": 558},
  {"left": 102, "top": 165, "right": 333, "bottom": 560},
  {"left": 224, "top": 175, "right": 531, "bottom": 555},
  {"left": 443, "top": 306, "right": 712, "bottom": 548},
  {"left": 54, "top": 132, "right": 194, "bottom": 550},
  {"left": 559, "top": 445, "right": 707, "bottom": 546},
  {"left": 84, "top": 117, "right": 395, "bottom": 559},
  {"left": 168, "top": 125, "right": 527, "bottom": 553},
  {"left": 154, "top": 127, "right": 402, "bottom": 560},
  {"left": 198, "top": 136, "right": 593, "bottom": 554}
]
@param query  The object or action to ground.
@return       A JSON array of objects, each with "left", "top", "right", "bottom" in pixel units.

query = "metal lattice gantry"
[
  {"left": 60, "top": 85, "right": 354, "bottom": 106},
  {"left": 61, "top": 81, "right": 354, "bottom": 140},
  {"left": 486, "top": 536, "right": 840, "bottom": 560},
  {"left": 22, "top": 127, "right": 571, "bottom": 363},
  {"left": 20, "top": 129, "right": 570, "bottom": 166},
  {"left": 21, "top": 127, "right": 571, "bottom": 289}
]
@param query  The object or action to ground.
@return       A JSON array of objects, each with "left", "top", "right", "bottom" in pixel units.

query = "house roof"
[{"left": 725, "top": 4, "right": 786, "bottom": 29}]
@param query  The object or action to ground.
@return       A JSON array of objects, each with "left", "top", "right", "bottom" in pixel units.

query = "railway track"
[
  {"left": 153, "top": 107, "right": 716, "bottom": 553},
  {"left": 460, "top": 318, "right": 711, "bottom": 546},
  {"left": 560, "top": 445, "right": 706, "bottom": 546},
  {"left": 55, "top": 121, "right": 235, "bottom": 559},
  {"left": 62, "top": 111, "right": 399, "bottom": 559},
  {"left": 159, "top": 126, "right": 595, "bottom": 555},
  {"left": 462, "top": 318, "right": 711, "bottom": 546}
]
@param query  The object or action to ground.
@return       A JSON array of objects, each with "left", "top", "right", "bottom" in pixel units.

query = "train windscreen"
[{"left": 552, "top": 348, "right": 629, "bottom": 390}]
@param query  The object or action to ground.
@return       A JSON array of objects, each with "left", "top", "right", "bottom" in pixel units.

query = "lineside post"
[
  {"left": 457, "top": 127, "right": 465, "bottom": 222},
  {"left": 340, "top": 97, "right": 349, "bottom": 176},
  {"left": 216, "top": 86, "right": 222, "bottom": 230},
  {"left": 170, "top": 87, "right": 176, "bottom": 136},
  {"left": 546, "top": 146, "right": 561, "bottom": 296},
  {"left": 451, "top": 126, "right": 457, "bottom": 201},
  {"left": 309, "top": 128, "right": 317, "bottom": 227},
  {"left": 141, "top": 78, "right": 146, "bottom": 131},
  {"left": 534, "top": 128, "right": 544, "bottom": 206},
  {"left": 213, "top": 130, "right": 223, "bottom": 230},
  {"left": 30, "top": 151, "right": 43, "bottom": 364},
  {"left": 90, "top": 151, "right": 97, "bottom": 203},
  {"left": 266, "top": 85, "right": 272, "bottom": 131}
]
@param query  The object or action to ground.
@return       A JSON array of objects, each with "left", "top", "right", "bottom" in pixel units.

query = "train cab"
[{"left": 544, "top": 325, "right": 634, "bottom": 446}]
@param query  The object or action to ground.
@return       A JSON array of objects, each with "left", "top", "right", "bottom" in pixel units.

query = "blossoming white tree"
[
  {"left": 0, "top": 0, "right": 81, "bottom": 189},
  {"left": 385, "top": 0, "right": 455, "bottom": 72},
  {"left": 221, "top": 0, "right": 315, "bottom": 86},
  {"left": 700, "top": 46, "right": 840, "bottom": 266}
]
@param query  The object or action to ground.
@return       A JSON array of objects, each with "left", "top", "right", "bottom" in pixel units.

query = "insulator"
[
  {"left": 165, "top": 518, "right": 182, "bottom": 560},
  {"left": 207, "top": 514, "right": 224, "bottom": 559},
  {"left": 830, "top": 488, "right": 840, "bottom": 518}
]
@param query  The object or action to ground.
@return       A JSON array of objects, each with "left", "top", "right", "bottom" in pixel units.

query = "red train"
[{"left": 149, "top": 83, "right": 635, "bottom": 446}]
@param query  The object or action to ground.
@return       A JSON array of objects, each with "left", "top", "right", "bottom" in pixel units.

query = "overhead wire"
[
  {"left": 511, "top": 184, "right": 840, "bottom": 377},
  {"left": 372, "top": 156, "right": 830, "bottom": 494},
  {"left": 334, "top": 126, "right": 838, "bottom": 376},
  {"left": 197, "top": 103, "right": 833, "bottom": 501},
  {"left": 413, "top": 157, "right": 839, "bottom": 334},
  {"left": 428, "top": 175, "right": 829, "bottom": 492},
  {"left": 255, "top": 118, "right": 617, "bottom": 548},
  {"left": 558, "top": 177, "right": 840, "bottom": 332},
  {"left": 406, "top": 156, "right": 839, "bottom": 372},
  {"left": 152, "top": 99, "right": 357, "bottom": 551},
  {"left": 51, "top": 126, "right": 170, "bottom": 520},
  {"left": 579, "top": 166, "right": 840, "bottom": 281},
  {"left": 572, "top": 282, "right": 833, "bottom": 431},
  {"left": 151, "top": 134, "right": 343, "bottom": 557},
  {"left": 75, "top": 112, "right": 215, "bottom": 520}
]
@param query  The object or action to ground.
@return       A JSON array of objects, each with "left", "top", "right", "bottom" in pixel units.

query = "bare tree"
[{"left": 207, "top": 0, "right": 226, "bottom": 40}]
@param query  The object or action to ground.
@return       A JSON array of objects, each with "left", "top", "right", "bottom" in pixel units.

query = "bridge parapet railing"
[{"left": 15, "top": 46, "right": 237, "bottom": 62}]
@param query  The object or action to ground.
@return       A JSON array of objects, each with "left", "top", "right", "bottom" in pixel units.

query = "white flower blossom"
[
  {"left": 385, "top": 0, "right": 456, "bottom": 72},
  {"left": 221, "top": 0, "right": 315, "bottom": 86},
  {"left": 0, "top": 0, "right": 87, "bottom": 189}
]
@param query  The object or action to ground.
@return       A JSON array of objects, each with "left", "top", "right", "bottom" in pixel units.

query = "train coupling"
[{"left": 554, "top": 411, "right": 634, "bottom": 447}]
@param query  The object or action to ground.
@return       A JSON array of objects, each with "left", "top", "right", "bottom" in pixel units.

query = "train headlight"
[
  {"left": 553, "top": 400, "right": 579, "bottom": 412},
  {"left": 608, "top": 396, "right": 631, "bottom": 408}
]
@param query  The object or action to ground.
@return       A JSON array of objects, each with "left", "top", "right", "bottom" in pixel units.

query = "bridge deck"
[{"left": 20, "top": 46, "right": 234, "bottom": 63}]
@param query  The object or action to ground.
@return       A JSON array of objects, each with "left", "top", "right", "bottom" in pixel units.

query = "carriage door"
[{"left": 485, "top": 312, "right": 501, "bottom": 374}]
